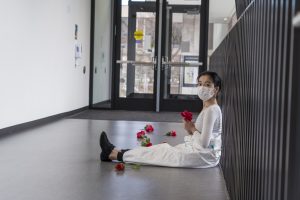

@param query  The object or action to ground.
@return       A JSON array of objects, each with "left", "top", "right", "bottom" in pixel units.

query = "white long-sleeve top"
[{"left": 184, "top": 104, "right": 222, "bottom": 155}]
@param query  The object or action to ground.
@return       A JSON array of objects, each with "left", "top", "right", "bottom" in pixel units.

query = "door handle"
[
  {"left": 152, "top": 56, "right": 157, "bottom": 70},
  {"left": 161, "top": 56, "right": 169, "bottom": 70},
  {"left": 161, "top": 61, "right": 203, "bottom": 67},
  {"left": 116, "top": 60, "right": 157, "bottom": 66}
]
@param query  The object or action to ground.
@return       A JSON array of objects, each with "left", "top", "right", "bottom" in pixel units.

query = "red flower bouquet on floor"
[
  {"left": 136, "top": 130, "right": 146, "bottom": 139},
  {"left": 115, "top": 163, "right": 125, "bottom": 171},
  {"left": 165, "top": 130, "right": 176, "bottom": 137},
  {"left": 144, "top": 124, "right": 154, "bottom": 133},
  {"left": 145, "top": 142, "right": 153, "bottom": 147},
  {"left": 141, "top": 136, "right": 152, "bottom": 147},
  {"left": 181, "top": 110, "right": 193, "bottom": 121}
]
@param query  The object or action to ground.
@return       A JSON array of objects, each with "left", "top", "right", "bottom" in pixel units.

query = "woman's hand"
[{"left": 183, "top": 120, "right": 197, "bottom": 135}]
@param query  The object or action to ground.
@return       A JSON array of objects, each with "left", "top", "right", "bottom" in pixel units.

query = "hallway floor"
[
  {"left": 0, "top": 119, "right": 229, "bottom": 200},
  {"left": 69, "top": 110, "right": 197, "bottom": 122}
]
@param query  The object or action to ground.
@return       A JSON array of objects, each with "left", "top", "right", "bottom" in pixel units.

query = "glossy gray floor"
[{"left": 0, "top": 119, "right": 229, "bottom": 200}]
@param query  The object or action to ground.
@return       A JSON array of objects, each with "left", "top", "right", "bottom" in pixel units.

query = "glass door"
[
  {"left": 114, "top": 0, "right": 157, "bottom": 110},
  {"left": 113, "top": 0, "right": 207, "bottom": 111},
  {"left": 160, "top": 3, "right": 204, "bottom": 111}
]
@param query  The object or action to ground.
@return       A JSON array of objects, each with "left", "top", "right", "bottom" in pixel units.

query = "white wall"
[
  {"left": 209, "top": 0, "right": 236, "bottom": 53},
  {"left": 213, "top": 23, "right": 229, "bottom": 50},
  {"left": 93, "top": 0, "right": 112, "bottom": 104},
  {"left": 0, "top": 0, "right": 91, "bottom": 129}
]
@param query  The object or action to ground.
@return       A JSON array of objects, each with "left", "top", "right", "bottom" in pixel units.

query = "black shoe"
[
  {"left": 99, "top": 131, "right": 115, "bottom": 162},
  {"left": 101, "top": 133, "right": 130, "bottom": 154},
  {"left": 102, "top": 131, "right": 115, "bottom": 147},
  {"left": 99, "top": 131, "right": 114, "bottom": 147}
]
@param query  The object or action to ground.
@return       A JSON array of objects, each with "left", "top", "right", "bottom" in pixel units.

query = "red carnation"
[
  {"left": 137, "top": 130, "right": 146, "bottom": 139},
  {"left": 165, "top": 130, "right": 176, "bottom": 137},
  {"left": 170, "top": 131, "right": 176, "bottom": 136},
  {"left": 141, "top": 137, "right": 152, "bottom": 147},
  {"left": 115, "top": 163, "right": 125, "bottom": 171},
  {"left": 146, "top": 142, "right": 152, "bottom": 147},
  {"left": 144, "top": 124, "right": 154, "bottom": 133},
  {"left": 181, "top": 110, "right": 193, "bottom": 121}
]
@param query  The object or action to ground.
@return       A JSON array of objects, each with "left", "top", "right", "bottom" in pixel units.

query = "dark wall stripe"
[
  {"left": 209, "top": 0, "right": 296, "bottom": 200},
  {"left": 235, "top": 0, "right": 253, "bottom": 18},
  {"left": 287, "top": 1, "right": 300, "bottom": 199}
]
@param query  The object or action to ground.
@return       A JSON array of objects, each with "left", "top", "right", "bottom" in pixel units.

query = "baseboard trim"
[{"left": 0, "top": 106, "right": 88, "bottom": 137}]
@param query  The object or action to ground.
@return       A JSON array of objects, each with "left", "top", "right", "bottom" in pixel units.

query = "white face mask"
[{"left": 197, "top": 86, "right": 215, "bottom": 101}]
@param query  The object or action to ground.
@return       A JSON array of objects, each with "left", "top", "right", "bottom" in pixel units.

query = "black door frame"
[
  {"left": 126, "top": 2, "right": 157, "bottom": 100},
  {"left": 159, "top": 3, "right": 208, "bottom": 111},
  {"left": 113, "top": 1, "right": 158, "bottom": 111},
  {"left": 89, "top": 0, "right": 209, "bottom": 111}
]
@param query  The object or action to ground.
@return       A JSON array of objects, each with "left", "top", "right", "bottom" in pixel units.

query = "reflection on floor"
[
  {"left": 92, "top": 100, "right": 111, "bottom": 109},
  {"left": 0, "top": 119, "right": 229, "bottom": 200}
]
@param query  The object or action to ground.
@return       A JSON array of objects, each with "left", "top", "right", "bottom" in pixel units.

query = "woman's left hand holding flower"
[{"left": 183, "top": 120, "right": 197, "bottom": 135}]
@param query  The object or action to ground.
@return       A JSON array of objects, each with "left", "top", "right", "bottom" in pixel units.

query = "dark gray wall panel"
[
  {"left": 288, "top": 1, "right": 300, "bottom": 199},
  {"left": 235, "top": 0, "right": 253, "bottom": 17},
  {"left": 210, "top": 0, "right": 297, "bottom": 200}
]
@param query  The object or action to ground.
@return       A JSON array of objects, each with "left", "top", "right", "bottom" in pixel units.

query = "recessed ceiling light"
[{"left": 224, "top": 18, "right": 228, "bottom": 21}]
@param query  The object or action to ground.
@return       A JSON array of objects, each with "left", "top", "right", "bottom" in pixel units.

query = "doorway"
[{"left": 112, "top": 0, "right": 208, "bottom": 112}]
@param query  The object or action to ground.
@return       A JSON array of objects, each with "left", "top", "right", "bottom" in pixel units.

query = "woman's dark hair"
[{"left": 197, "top": 71, "right": 222, "bottom": 91}]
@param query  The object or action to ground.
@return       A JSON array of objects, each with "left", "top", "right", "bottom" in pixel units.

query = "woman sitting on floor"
[{"left": 99, "top": 71, "right": 222, "bottom": 168}]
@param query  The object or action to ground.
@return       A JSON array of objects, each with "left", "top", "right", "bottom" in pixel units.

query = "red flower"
[
  {"left": 170, "top": 131, "right": 176, "bottom": 136},
  {"left": 181, "top": 110, "right": 193, "bottom": 121},
  {"left": 144, "top": 124, "right": 154, "bottom": 133},
  {"left": 115, "top": 163, "right": 125, "bottom": 171},
  {"left": 165, "top": 130, "right": 176, "bottom": 137},
  {"left": 146, "top": 142, "right": 152, "bottom": 147},
  {"left": 137, "top": 130, "right": 146, "bottom": 139},
  {"left": 141, "top": 137, "right": 152, "bottom": 147}
]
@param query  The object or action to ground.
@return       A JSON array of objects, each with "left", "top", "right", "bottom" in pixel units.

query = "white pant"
[{"left": 123, "top": 141, "right": 220, "bottom": 168}]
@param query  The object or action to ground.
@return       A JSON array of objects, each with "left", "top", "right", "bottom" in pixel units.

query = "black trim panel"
[{"left": 89, "top": 0, "right": 95, "bottom": 108}]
